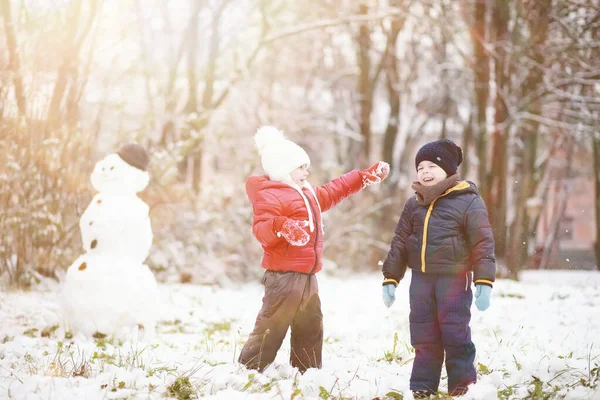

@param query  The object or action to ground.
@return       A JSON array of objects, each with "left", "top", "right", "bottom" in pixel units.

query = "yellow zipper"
[{"left": 420, "top": 181, "right": 470, "bottom": 273}]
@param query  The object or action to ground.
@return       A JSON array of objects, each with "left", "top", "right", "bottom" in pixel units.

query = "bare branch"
[{"left": 260, "top": 9, "right": 404, "bottom": 46}]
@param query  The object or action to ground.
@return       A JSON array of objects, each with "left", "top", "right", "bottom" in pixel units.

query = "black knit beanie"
[
  {"left": 415, "top": 139, "right": 463, "bottom": 176},
  {"left": 117, "top": 143, "right": 150, "bottom": 171}
]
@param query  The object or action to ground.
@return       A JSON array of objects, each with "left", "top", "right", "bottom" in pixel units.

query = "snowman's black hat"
[{"left": 117, "top": 143, "right": 149, "bottom": 171}]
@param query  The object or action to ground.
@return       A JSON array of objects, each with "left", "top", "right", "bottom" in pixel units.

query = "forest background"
[{"left": 1, "top": 0, "right": 599, "bottom": 288}]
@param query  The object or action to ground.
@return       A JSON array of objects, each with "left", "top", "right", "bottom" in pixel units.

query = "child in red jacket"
[{"left": 239, "top": 126, "right": 389, "bottom": 373}]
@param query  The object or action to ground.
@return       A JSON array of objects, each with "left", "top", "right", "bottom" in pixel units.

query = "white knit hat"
[
  {"left": 254, "top": 126, "right": 322, "bottom": 232},
  {"left": 254, "top": 126, "right": 310, "bottom": 181}
]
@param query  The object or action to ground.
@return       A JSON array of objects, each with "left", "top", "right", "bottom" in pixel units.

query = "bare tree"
[
  {"left": 486, "top": 0, "right": 510, "bottom": 258},
  {"left": 469, "top": 0, "right": 490, "bottom": 197},
  {"left": 1, "top": 0, "right": 27, "bottom": 117}
]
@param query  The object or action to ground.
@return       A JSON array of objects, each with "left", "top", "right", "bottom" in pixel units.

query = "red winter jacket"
[{"left": 246, "top": 171, "right": 363, "bottom": 274}]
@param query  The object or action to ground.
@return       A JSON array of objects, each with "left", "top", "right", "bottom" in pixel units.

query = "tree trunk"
[
  {"left": 1, "top": 0, "right": 27, "bottom": 117},
  {"left": 381, "top": 4, "right": 406, "bottom": 172},
  {"left": 539, "top": 137, "right": 574, "bottom": 270},
  {"left": 357, "top": 2, "right": 372, "bottom": 162},
  {"left": 506, "top": 0, "right": 550, "bottom": 279},
  {"left": 160, "top": 0, "right": 203, "bottom": 144},
  {"left": 487, "top": 0, "right": 509, "bottom": 258},
  {"left": 135, "top": 0, "right": 156, "bottom": 114},
  {"left": 594, "top": 132, "right": 600, "bottom": 270},
  {"left": 471, "top": 0, "right": 490, "bottom": 198},
  {"left": 46, "top": 0, "right": 99, "bottom": 129},
  {"left": 184, "top": 1, "right": 200, "bottom": 114},
  {"left": 460, "top": 113, "right": 474, "bottom": 178},
  {"left": 202, "top": 2, "right": 225, "bottom": 111}
]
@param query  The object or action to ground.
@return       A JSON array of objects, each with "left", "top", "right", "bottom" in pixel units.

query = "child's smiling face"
[
  {"left": 291, "top": 164, "right": 309, "bottom": 186},
  {"left": 417, "top": 160, "right": 447, "bottom": 186}
]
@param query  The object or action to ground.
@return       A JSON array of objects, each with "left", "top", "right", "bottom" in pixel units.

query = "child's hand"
[
  {"left": 360, "top": 161, "right": 390, "bottom": 188},
  {"left": 277, "top": 219, "right": 310, "bottom": 246},
  {"left": 382, "top": 283, "right": 396, "bottom": 308},
  {"left": 474, "top": 285, "right": 492, "bottom": 311}
]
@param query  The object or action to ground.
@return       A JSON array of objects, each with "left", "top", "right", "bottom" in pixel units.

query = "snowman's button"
[
  {"left": 78, "top": 262, "right": 87, "bottom": 271},
  {"left": 89, "top": 221, "right": 93, "bottom": 226},
  {"left": 91, "top": 239, "right": 98, "bottom": 249},
  {"left": 97, "top": 199, "right": 102, "bottom": 204}
]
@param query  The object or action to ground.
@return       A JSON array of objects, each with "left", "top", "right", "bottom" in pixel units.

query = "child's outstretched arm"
[
  {"left": 382, "top": 197, "right": 414, "bottom": 286},
  {"left": 465, "top": 196, "right": 496, "bottom": 288},
  {"left": 313, "top": 161, "right": 389, "bottom": 212}
]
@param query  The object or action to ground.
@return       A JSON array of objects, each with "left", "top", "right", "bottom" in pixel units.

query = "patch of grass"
[
  {"left": 117, "top": 345, "right": 148, "bottom": 370},
  {"left": 478, "top": 362, "right": 492, "bottom": 375},
  {"left": 93, "top": 334, "right": 122, "bottom": 351},
  {"left": 91, "top": 351, "right": 117, "bottom": 365},
  {"left": 579, "top": 364, "right": 599, "bottom": 389},
  {"left": 497, "top": 385, "right": 515, "bottom": 399},
  {"left": 161, "top": 319, "right": 189, "bottom": 334},
  {"left": 23, "top": 353, "right": 38, "bottom": 374},
  {"left": 23, "top": 328, "right": 38, "bottom": 337},
  {"left": 92, "top": 331, "right": 107, "bottom": 339},
  {"left": 240, "top": 373, "right": 280, "bottom": 394},
  {"left": 513, "top": 355, "right": 522, "bottom": 371},
  {"left": 2, "top": 335, "right": 13, "bottom": 343},
  {"left": 204, "top": 321, "right": 232, "bottom": 336},
  {"left": 41, "top": 325, "right": 59, "bottom": 338},
  {"left": 379, "top": 332, "right": 407, "bottom": 364},
  {"left": 383, "top": 390, "right": 404, "bottom": 399},
  {"left": 69, "top": 347, "right": 91, "bottom": 378},
  {"left": 319, "top": 386, "right": 331, "bottom": 400},
  {"left": 205, "top": 360, "right": 226, "bottom": 367},
  {"left": 384, "top": 332, "right": 402, "bottom": 363},
  {"left": 166, "top": 376, "right": 197, "bottom": 400},
  {"left": 524, "top": 376, "right": 560, "bottom": 399},
  {"left": 146, "top": 365, "right": 177, "bottom": 378},
  {"left": 160, "top": 319, "right": 182, "bottom": 326},
  {"left": 558, "top": 351, "right": 573, "bottom": 360}
]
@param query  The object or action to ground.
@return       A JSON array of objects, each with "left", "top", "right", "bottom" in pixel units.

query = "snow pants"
[
  {"left": 409, "top": 270, "right": 476, "bottom": 395},
  {"left": 238, "top": 270, "right": 323, "bottom": 373}
]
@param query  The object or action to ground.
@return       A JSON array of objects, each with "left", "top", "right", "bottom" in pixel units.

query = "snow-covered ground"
[{"left": 1, "top": 269, "right": 599, "bottom": 399}]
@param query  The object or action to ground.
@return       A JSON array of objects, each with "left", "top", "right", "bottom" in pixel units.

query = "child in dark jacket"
[
  {"left": 240, "top": 126, "right": 389, "bottom": 373},
  {"left": 381, "top": 139, "right": 495, "bottom": 397}
]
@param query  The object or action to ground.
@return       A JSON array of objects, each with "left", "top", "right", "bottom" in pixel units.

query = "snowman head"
[{"left": 90, "top": 144, "right": 150, "bottom": 194}]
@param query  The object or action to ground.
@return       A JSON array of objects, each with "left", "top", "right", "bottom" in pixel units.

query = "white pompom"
[{"left": 254, "top": 126, "right": 287, "bottom": 154}]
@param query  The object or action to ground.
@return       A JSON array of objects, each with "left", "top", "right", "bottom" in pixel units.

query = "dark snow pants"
[
  {"left": 409, "top": 270, "right": 476, "bottom": 395},
  {"left": 238, "top": 270, "right": 323, "bottom": 373}
]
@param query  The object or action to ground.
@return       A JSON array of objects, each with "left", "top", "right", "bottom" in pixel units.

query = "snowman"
[{"left": 61, "top": 143, "right": 159, "bottom": 339}]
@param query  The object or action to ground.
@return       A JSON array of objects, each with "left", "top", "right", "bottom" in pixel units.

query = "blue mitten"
[
  {"left": 382, "top": 284, "right": 396, "bottom": 308},
  {"left": 474, "top": 285, "right": 492, "bottom": 311}
]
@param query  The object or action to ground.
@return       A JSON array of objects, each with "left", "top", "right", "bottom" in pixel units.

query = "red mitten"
[
  {"left": 360, "top": 161, "right": 390, "bottom": 188},
  {"left": 277, "top": 219, "right": 310, "bottom": 246}
]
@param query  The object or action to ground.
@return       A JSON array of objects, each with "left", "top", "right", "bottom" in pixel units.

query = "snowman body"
[
  {"left": 80, "top": 194, "right": 152, "bottom": 264},
  {"left": 61, "top": 152, "right": 159, "bottom": 338}
]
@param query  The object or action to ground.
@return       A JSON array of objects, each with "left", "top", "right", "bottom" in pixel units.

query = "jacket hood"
[
  {"left": 445, "top": 180, "right": 480, "bottom": 197},
  {"left": 246, "top": 175, "right": 286, "bottom": 206},
  {"left": 463, "top": 181, "right": 481, "bottom": 196}
]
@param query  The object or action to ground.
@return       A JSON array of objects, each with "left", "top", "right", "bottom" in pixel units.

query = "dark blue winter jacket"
[{"left": 382, "top": 181, "right": 496, "bottom": 287}]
